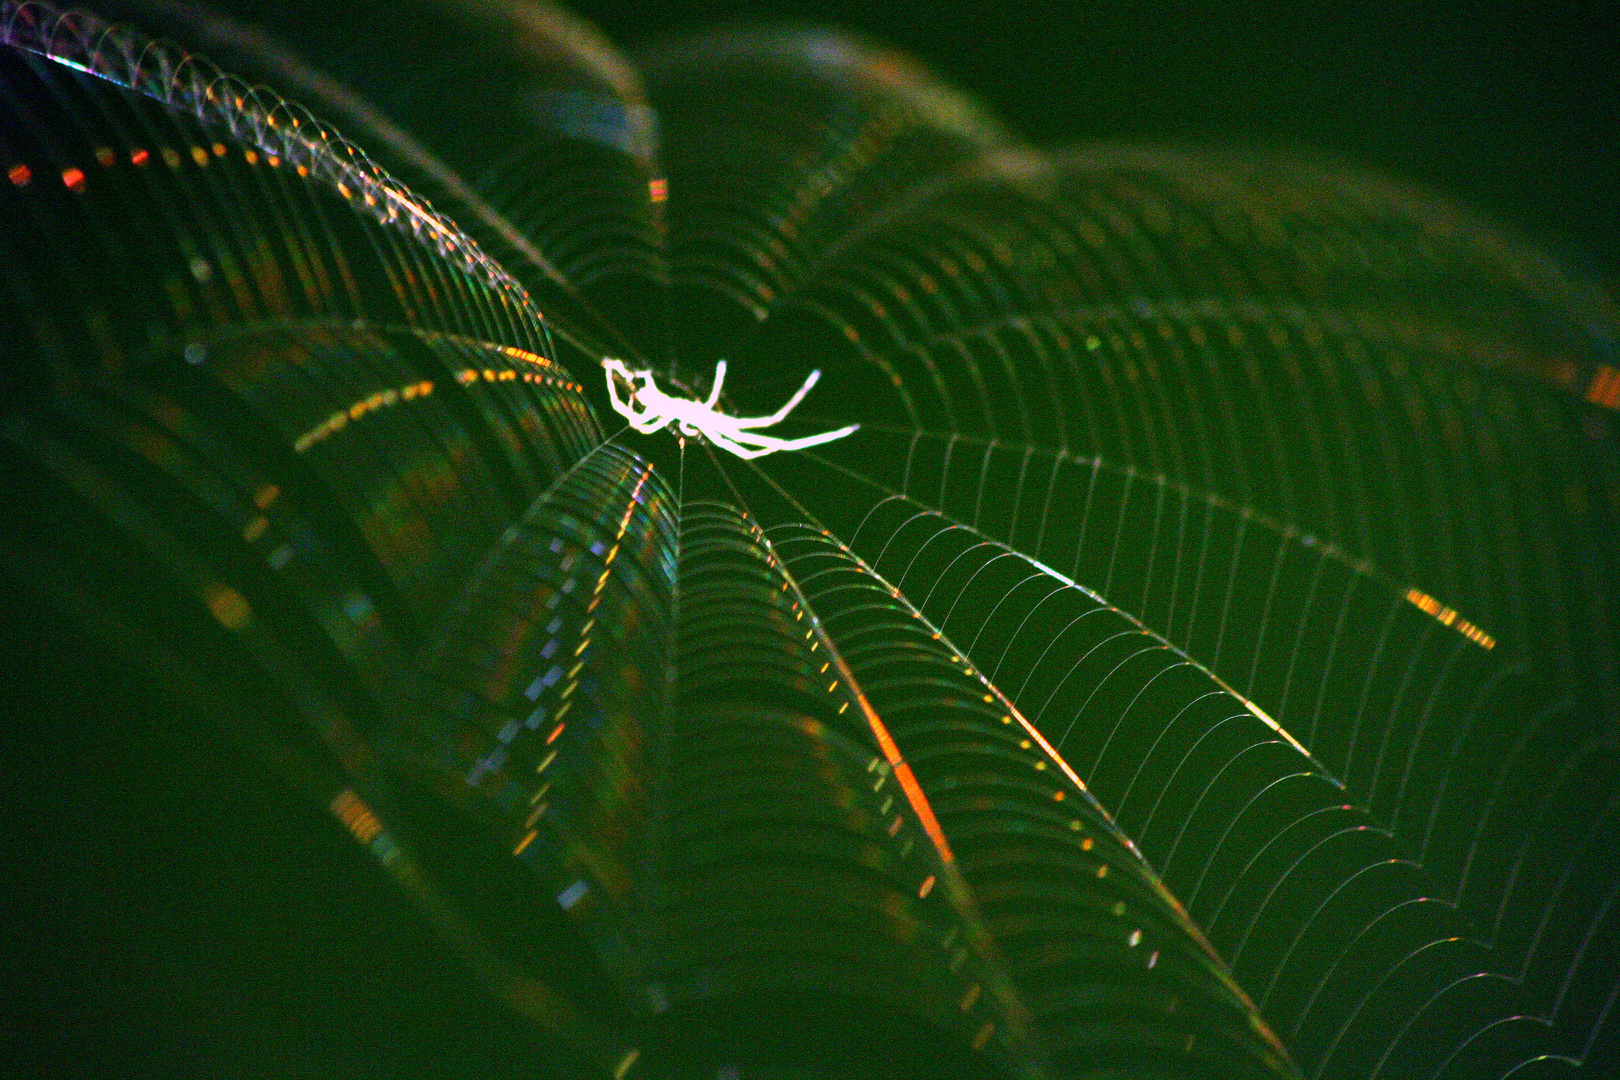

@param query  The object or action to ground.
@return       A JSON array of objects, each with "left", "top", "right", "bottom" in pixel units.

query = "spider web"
[{"left": 3, "top": 2, "right": 1618, "bottom": 1078}]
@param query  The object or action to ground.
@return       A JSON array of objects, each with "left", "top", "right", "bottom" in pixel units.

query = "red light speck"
[
  {"left": 131, "top": 149, "right": 150, "bottom": 166},
  {"left": 61, "top": 167, "right": 86, "bottom": 192},
  {"left": 7, "top": 163, "right": 30, "bottom": 186}
]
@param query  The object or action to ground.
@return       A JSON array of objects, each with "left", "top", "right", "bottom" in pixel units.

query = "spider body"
[{"left": 603, "top": 357, "right": 859, "bottom": 459}]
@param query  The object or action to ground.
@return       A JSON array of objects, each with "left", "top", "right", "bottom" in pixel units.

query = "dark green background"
[
  {"left": 5, "top": 2, "right": 1616, "bottom": 1075},
  {"left": 578, "top": 0, "right": 1619, "bottom": 282}
]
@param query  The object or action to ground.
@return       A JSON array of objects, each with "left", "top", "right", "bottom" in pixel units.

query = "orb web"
[{"left": 4, "top": 3, "right": 1618, "bottom": 1078}]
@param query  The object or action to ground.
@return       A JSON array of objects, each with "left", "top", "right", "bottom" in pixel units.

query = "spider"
[{"left": 602, "top": 357, "right": 859, "bottom": 459}]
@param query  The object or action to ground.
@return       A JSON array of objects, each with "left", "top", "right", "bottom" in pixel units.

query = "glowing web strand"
[{"left": 0, "top": 0, "right": 540, "bottom": 320}]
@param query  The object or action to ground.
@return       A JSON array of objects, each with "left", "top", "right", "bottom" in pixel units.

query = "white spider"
[{"left": 602, "top": 357, "right": 859, "bottom": 459}]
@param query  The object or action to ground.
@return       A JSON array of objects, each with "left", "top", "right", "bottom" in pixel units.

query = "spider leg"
[
  {"left": 617, "top": 400, "right": 666, "bottom": 433},
  {"left": 704, "top": 359, "right": 726, "bottom": 408},
  {"left": 625, "top": 410, "right": 667, "bottom": 435},
  {"left": 603, "top": 359, "right": 671, "bottom": 433},
  {"left": 769, "top": 423, "right": 861, "bottom": 451},
  {"left": 719, "top": 420, "right": 855, "bottom": 456},
  {"left": 763, "top": 368, "right": 821, "bottom": 425},
  {"left": 726, "top": 368, "right": 824, "bottom": 427},
  {"left": 603, "top": 358, "right": 632, "bottom": 411},
  {"left": 707, "top": 431, "right": 776, "bottom": 459}
]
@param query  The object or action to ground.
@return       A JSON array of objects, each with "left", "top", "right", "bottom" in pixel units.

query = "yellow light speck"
[{"left": 205, "top": 584, "right": 252, "bottom": 630}]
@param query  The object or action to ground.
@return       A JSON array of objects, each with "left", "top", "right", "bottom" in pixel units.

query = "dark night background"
[
  {"left": 579, "top": 0, "right": 1620, "bottom": 282},
  {"left": 4, "top": 1, "right": 1617, "bottom": 1075}
]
